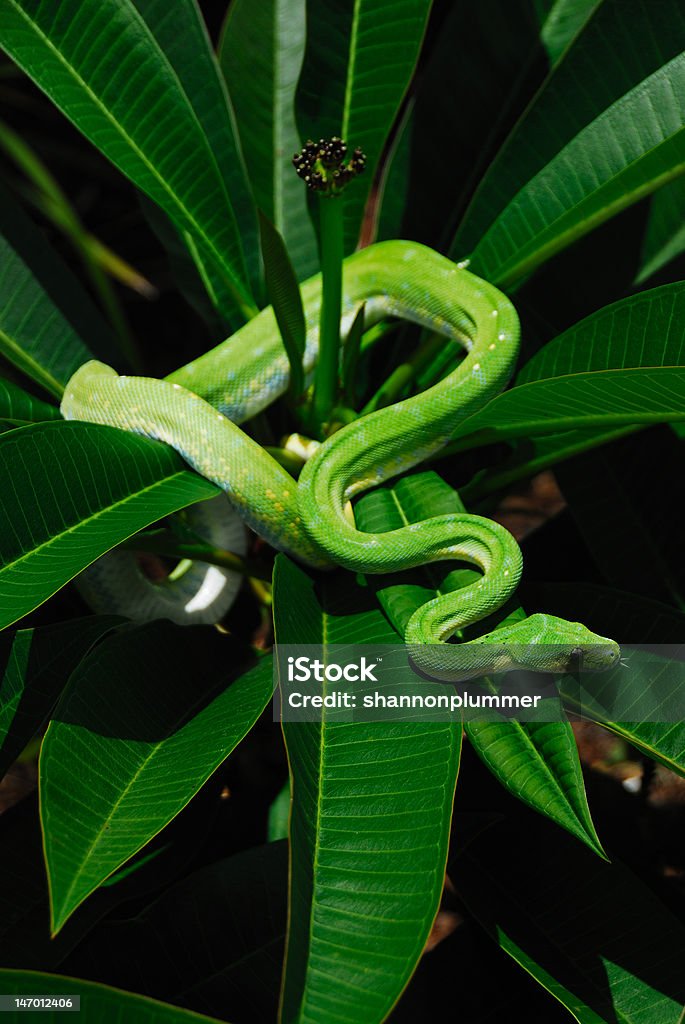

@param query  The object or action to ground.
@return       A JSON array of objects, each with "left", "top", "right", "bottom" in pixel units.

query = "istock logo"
[{"left": 287, "top": 656, "right": 379, "bottom": 683}]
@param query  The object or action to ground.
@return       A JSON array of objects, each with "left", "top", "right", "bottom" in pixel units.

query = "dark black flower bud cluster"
[{"left": 292, "top": 137, "right": 366, "bottom": 196}]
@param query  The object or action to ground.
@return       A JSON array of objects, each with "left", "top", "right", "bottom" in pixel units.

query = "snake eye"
[{"left": 570, "top": 646, "right": 584, "bottom": 668}]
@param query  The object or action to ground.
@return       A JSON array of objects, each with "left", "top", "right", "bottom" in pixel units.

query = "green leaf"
[
  {"left": 472, "top": 55, "right": 685, "bottom": 286},
  {"left": 274, "top": 555, "right": 461, "bottom": 1024},
  {"left": 465, "top": 718, "right": 604, "bottom": 857},
  {"left": 636, "top": 176, "right": 685, "bottom": 283},
  {"left": 355, "top": 471, "right": 602, "bottom": 856},
  {"left": 296, "top": 0, "right": 433, "bottom": 252},
  {"left": 0, "top": 222, "right": 93, "bottom": 399},
  {"left": 129, "top": 0, "right": 261, "bottom": 310},
  {"left": 464, "top": 283, "right": 685, "bottom": 495},
  {"left": 2, "top": 0, "right": 257, "bottom": 322},
  {"left": 451, "top": 367, "right": 685, "bottom": 451},
  {"left": 41, "top": 621, "right": 273, "bottom": 933},
  {"left": 258, "top": 211, "right": 306, "bottom": 397},
  {"left": 534, "top": 0, "right": 602, "bottom": 64},
  {"left": 0, "top": 377, "right": 60, "bottom": 427},
  {"left": 0, "top": 421, "right": 220, "bottom": 630},
  {"left": 0, "top": 616, "right": 122, "bottom": 780},
  {"left": 219, "top": 0, "right": 318, "bottom": 280},
  {"left": 0, "top": 181, "right": 119, "bottom": 378},
  {"left": 518, "top": 281, "right": 685, "bottom": 383},
  {"left": 453, "top": 815, "right": 685, "bottom": 1024},
  {"left": 62, "top": 842, "right": 288, "bottom": 1022},
  {"left": 452, "top": 0, "right": 685, "bottom": 284},
  {"left": 0, "top": 969, "right": 226, "bottom": 1023}
]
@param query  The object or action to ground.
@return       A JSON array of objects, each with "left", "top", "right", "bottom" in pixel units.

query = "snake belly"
[{"left": 61, "top": 240, "right": 619, "bottom": 671}]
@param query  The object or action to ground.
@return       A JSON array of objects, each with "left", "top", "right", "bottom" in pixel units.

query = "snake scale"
[{"left": 61, "top": 240, "right": 619, "bottom": 676}]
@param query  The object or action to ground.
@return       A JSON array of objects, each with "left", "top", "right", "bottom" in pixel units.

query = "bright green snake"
[{"left": 61, "top": 240, "right": 619, "bottom": 677}]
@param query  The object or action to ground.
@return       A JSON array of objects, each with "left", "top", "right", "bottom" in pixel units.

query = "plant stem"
[
  {"left": 313, "top": 196, "right": 344, "bottom": 432},
  {"left": 361, "top": 332, "right": 446, "bottom": 415},
  {"left": 121, "top": 530, "right": 272, "bottom": 581}
]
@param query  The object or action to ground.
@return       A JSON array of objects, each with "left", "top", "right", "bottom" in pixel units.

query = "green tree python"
[{"left": 61, "top": 240, "right": 619, "bottom": 677}]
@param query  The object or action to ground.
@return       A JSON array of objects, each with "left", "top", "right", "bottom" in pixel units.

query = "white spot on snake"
[
  {"left": 173, "top": 383, "right": 181, "bottom": 390},
  {"left": 491, "top": 309, "right": 498, "bottom": 317},
  {"left": 488, "top": 343, "right": 496, "bottom": 351},
  {"left": 503, "top": 569, "right": 510, "bottom": 576},
  {"left": 473, "top": 363, "right": 480, "bottom": 371},
  {"left": 457, "top": 259, "right": 470, "bottom": 269},
  {"left": 498, "top": 333, "right": 507, "bottom": 341}
]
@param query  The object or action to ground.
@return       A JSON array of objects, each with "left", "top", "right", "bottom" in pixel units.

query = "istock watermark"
[
  {"left": 286, "top": 655, "right": 379, "bottom": 683},
  {"left": 273, "top": 644, "right": 685, "bottom": 724}
]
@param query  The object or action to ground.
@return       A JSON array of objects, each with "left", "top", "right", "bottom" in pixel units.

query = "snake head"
[{"left": 514, "top": 614, "right": 620, "bottom": 674}]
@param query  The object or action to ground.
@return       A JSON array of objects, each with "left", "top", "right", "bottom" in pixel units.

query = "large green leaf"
[
  {"left": 2, "top": 0, "right": 257, "bottom": 322},
  {"left": 274, "top": 555, "right": 461, "bottom": 1024},
  {"left": 296, "top": 0, "right": 433, "bottom": 252},
  {"left": 450, "top": 367, "right": 685, "bottom": 451},
  {"left": 0, "top": 420, "right": 220, "bottom": 629},
  {"left": 0, "top": 969, "right": 226, "bottom": 1023},
  {"left": 453, "top": 815, "right": 685, "bottom": 1024},
  {"left": 355, "top": 471, "right": 603, "bottom": 856},
  {"left": 62, "top": 842, "right": 288, "bottom": 1022},
  {"left": 41, "top": 621, "right": 273, "bottom": 933},
  {"left": 636, "top": 177, "right": 685, "bottom": 283},
  {"left": 219, "top": 0, "right": 317, "bottom": 280},
  {"left": 452, "top": 0, "right": 685, "bottom": 284},
  {"left": 0, "top": 616, "right": 122, "bottom": 779},
  {"left": 470, "top": 55, "right": 685, "bottom": 286}
]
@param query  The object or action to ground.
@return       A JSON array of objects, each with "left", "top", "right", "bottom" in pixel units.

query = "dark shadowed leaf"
[
  {"left": 453, "top": 815, "right": 685, "bottom": 1023},
  {"left": 0, "top": 969, "right": 226, "bottom": 1023},
  {"left": 258, "top": 211, "right": 306, "bottom": 397},
  {"left": 0, "top": 616, "right": 123, "bottom": 780}
]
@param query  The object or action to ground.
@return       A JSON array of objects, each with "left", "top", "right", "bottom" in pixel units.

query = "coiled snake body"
[{"left": 62, "top": 241, "right": 618, "bottom": 675}]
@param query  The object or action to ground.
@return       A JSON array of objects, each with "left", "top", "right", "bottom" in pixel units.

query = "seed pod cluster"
[{"left": 292, "top": 137, "right": 366, "bottom": 195}]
